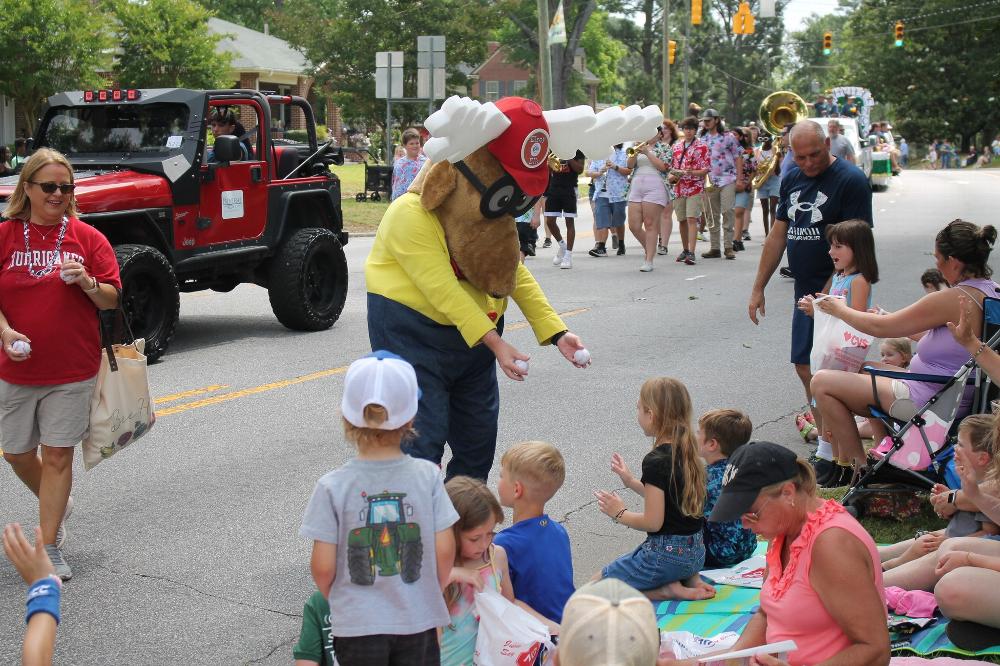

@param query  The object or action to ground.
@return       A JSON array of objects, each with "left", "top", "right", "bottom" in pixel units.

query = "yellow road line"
[
  {"left": 158, "top": 307, "right": 591, "bottom": 418},
  {"left": 154, "top": 384, "right": 229, "bottom": 405},
  {"left": 506, "top": 307, "right": 589, "bottom": 331},
  {"left": 157, "top": 367, "right": 347, "bottom": 416}
]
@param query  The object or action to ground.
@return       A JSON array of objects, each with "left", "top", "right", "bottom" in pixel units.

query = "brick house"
[{"left": 467, "top": 42, "right": 600, "bottom": 108}]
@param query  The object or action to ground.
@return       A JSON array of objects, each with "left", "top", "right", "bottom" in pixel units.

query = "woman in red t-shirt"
[{"left": 0, "top": 148, "right": 121, "bottom": 581}]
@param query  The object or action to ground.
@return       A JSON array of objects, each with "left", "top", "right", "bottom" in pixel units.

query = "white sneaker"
[
  {"left": 55, "top": 496, "right": 73, "bottom": 549},
  {"left": 552, "top": 240, "right": 567, "bottom": 266},
  {"left": 639, "top": 261, "right": 653, "bottom": 272},
  {"left": 560, "top": 251, "right": 572, "bottom": 269}
]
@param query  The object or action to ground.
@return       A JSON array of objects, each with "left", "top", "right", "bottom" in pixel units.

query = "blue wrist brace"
[{"left": 25, "top": 577, "right": 61, "bottom": 625}]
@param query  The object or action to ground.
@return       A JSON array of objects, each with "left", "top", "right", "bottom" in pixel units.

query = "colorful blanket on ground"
[{"left": 652, "top": 544, "right": 1000, "bottom": 659}]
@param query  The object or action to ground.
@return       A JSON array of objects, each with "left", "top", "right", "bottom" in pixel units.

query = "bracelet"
[
  {"left": 613, "top": 508, "right": 627, "bottom": 523},
  {"left": 948, "top": 490, "right": 957, "bottom": 504},
  {"left": 0, "top": 326, "right": 9, "bottom": 342},
  {"left": 83, "top": 277, "right": 99, "bottom": 294},
  {"left": 25, "top": 576, "right": 61, "bottom": 625},
  {"left": 974, "top": 342, "right": 988, "bottom": 359}
]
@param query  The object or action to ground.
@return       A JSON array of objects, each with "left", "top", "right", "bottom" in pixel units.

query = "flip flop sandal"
[{"left": 797, "top": 420, "right": 818, "bottom": 442}]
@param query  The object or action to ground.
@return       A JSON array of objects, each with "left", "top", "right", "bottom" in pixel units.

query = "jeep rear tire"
[
  {"left": 268, "top": 228, "right": 348, "bottom": 331},
  {"left": 115, "top": 244, "right": 180, "bottom": 363}
]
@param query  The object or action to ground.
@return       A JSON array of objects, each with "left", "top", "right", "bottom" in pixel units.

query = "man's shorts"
[
  {"left": 0, "top": 377, "right": 97, "bottom": 454},
  {"left": 594, "top": 197, "right": 626, "bottom": 229},
  {"left": 734, "top": 190, "right": 753, "bottom": 209},
  {"left": 791, "top": 278, "right": 828, "bottom": 366},
  {"left": 673, "top": 194, "right": 703, "bottom": 221},
  {"left": 544, "top": 191, "right": 577, "bottom": 217}
]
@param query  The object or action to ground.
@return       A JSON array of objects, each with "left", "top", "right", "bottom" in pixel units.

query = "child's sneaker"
[
  {"left": 55, "top": 496, "right": 73, "bottom": 549},
  {"left": 45, "top": 544, "right": 72, "bottom": 581},
  {"left": 560, "top": 251, "right": 573, "bottom": 269},
  {"left": 542, "top": 238, "right": 552, "bottom": 248}
]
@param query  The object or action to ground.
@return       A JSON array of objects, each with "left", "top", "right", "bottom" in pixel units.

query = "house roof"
[{"left": 209, "top": 18, "right": 309, "bottom": 75}]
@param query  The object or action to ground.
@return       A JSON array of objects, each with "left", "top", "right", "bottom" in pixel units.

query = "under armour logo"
[
  {"left": 722, "top": 463, "right": 738, "bottom": 486},
  {"left": 788, "top": 190, "right": 828, "bottom": 225}
]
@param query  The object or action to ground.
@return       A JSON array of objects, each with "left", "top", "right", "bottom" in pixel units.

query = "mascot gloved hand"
[{"left": 365, "top": 96, "right": 661, "bottom": 480}]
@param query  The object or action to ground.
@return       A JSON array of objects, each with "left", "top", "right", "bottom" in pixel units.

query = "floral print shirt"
[
  {"left": 588, "top": 147, "right": 629, "bottom": 203},
  {"left": 671, "top": 138, "right": 710, "bottom": 198},
  {"left": 391, "top": 154, "right": 427, "bottom": 200},
  {"left": 702, "top": 131, "right": 742, "bottom": 187}
]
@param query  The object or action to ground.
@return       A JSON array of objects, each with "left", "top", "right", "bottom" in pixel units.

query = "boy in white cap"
[
  {"left": 300, "top": 351, "right": 459, "bottom": 665},
  {"left": 556, "top": 578, "right": 662, "bottom": 665}
]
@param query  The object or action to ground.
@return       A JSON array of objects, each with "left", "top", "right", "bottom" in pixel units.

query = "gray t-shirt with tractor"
[{"left": 300, "top": 454, "right": 459, "bottom": 637}]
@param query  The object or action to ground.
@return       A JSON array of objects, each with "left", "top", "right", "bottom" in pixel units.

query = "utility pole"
[
  {"left": 537, "top": 0, "right": 553, "bottom": 110},
  {"left": 682, "top": 3, "right": 691, "bottom": 113},
  {"left": 662, "top": 0, "right": 670, "bottom": 117}
]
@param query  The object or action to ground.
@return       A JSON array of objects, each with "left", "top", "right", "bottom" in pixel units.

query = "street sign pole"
[
  {"left": 375, "top": 51, "right": 404, "bottom": 165},
  {"left": 537, "top": 0, "right": 552, "bottom": 109},
  {"left": 663, "top": 0, "right": 670, "bottom": 116}
]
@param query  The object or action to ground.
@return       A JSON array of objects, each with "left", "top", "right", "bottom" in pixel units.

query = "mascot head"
[{"left": 410, "top": 96, "right": 662, "bottom": 298}]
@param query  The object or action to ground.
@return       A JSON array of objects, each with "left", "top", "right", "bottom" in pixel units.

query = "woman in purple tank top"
[{"left": 811, "top": 220, "right": 999, "bottom": 476}]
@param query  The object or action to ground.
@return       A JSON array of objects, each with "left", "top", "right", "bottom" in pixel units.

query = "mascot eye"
[
  {"left": 483, "top": 183, "right": 516, "bottom": 218},
  {"left": 510, "top": 193, "right": 539, "bottom": 218}
]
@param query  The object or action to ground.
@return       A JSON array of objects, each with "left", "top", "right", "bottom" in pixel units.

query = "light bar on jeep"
[{"left": 83, "top": 89, "right": 142, "bottom": 103}]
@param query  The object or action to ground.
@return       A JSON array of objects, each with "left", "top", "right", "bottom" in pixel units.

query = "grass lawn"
[
  {"left": 331, "top": 162, "right": 373, "bottom": 196},
  {"left": 341, "top": 198, "right": 388, "bottom": 234},
  {"left": 818, "top": 487, "right": 947, "bottom": 543}
]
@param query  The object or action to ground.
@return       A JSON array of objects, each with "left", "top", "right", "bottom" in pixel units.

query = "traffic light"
[
  {"left": 894, "top": 21, "right": 904, "bottom": 47},
  {"left": 668, "top": 40, "right": 677, "bottom": 65},
  {"left": 732, "top": 2, "right": 755, "bottom": 34},
  {"left": 691, "top": 0, "right": 702, "bottom": 25},
  {"left": 823, "top": 32, "right": 832, "bottom": 55}
]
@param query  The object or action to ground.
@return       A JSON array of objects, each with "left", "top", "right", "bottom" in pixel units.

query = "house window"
[
  {"left": 511, "top": 80, "right": 527, "bottom": 95},
  {"left": 485, "top": 80, "right": 500, "bottom": 101}
]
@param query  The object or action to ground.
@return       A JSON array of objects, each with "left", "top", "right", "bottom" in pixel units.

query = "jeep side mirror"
[{"left": 213, "top": 135, "right": 241, "bottom": 163}]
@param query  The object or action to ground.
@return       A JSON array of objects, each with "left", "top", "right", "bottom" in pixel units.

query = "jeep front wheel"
[
  {"left": 267, "top": 228, "right": 348, "bottom": 331},
  {"left": 115, "top": 244, "right": 180, "bottom": 363}
]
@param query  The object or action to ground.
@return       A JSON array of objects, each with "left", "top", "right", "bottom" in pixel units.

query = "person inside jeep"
[{"left": 207, "top": 108, "right": 251, "bottom": 162}]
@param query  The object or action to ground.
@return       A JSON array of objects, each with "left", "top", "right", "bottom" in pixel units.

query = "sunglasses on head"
[{"left": 29, "top": 181, "right": 75, "bottom": 194}]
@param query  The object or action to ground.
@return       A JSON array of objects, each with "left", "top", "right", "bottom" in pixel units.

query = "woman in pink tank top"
[
  {"left": 812, "top": 220, "right": 999, "bottom": 474},
  {"left": 667, "top": 442, "right": 889, "bottom": 666}
]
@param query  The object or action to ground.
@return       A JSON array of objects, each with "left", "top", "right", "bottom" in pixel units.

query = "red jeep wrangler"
[{"left": 0, "top": 88, "right": 349, "bottom": 361}]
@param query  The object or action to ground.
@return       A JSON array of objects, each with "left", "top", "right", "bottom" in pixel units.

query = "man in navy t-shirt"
[{"left": 748, "top": 120, "right": 872, "bottom": 405}]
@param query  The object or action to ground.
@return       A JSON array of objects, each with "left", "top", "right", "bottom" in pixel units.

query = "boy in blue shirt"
[
  {"left": 698, "top": 409, "right": 758, "bottom": 567},
  {"left": 495, "top": 441, "right": 574, "bottom": 625}
]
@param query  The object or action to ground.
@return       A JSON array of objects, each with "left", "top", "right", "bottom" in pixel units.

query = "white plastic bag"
[
  {"left": 473, "top": 588, "right": 554, "bottom": 666},
  {"left": 810, "top": 295, "right": 876, "bottom": 375}
]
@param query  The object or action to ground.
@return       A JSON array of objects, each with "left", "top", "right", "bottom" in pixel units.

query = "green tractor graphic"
[{"left": 347, "top": 492, "right": 423, "bottom": 586}]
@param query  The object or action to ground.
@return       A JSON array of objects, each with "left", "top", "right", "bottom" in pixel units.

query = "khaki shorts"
[
  {"left": 0, "top": 377, "right": 96, "bottom": 454},
  {"left": 674, "top": 194, "right": 703, "bottom": 221}
]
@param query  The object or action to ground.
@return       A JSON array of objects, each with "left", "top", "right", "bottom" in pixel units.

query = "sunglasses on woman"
[{"left": 29, "top": 181, "right": 76, "bottom": 194}]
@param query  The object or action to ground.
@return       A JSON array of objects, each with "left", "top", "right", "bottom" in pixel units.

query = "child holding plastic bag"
[{"left": 797, "top": 219, "right": 880, "bottom": 487}]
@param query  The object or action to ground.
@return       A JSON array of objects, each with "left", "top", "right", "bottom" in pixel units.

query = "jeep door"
[{"left": 196, "top": 101, "right": 268, "bottom": 246}]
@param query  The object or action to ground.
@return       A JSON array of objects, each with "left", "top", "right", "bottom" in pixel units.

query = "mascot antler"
[{"left": 423, "top": 96, "right": 662, "bottom": 172}]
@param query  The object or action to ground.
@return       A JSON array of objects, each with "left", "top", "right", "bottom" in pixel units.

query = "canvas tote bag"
[{"left": 82, "top": 300, "right": 155, "bottom": 470}]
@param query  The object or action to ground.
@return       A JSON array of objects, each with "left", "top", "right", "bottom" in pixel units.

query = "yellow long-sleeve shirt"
[{"left": 365, "top": 193, "right": 566, "bottom": 348}]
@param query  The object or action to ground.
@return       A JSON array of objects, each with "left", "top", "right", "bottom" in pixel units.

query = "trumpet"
[
  {"left": 547, "top": 151, "right": 562, "bottom": 172},
  {"left": 625, "top": 141, "right": 649, "bottom": 158}
]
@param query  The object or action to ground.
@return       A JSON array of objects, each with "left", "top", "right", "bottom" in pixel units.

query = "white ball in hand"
[
  {"left": 514, "top": 359, "right": 529, "bottom": 374},
  {"left": 11, "top": 340, "right": 31, "bottom": 355},
  {"left": 573, "top": 348, "right": 591, "bottom": 366}
]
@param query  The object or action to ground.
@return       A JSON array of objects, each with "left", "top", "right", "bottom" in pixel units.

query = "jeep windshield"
[{"left": 42, "top": 103, "right": 189, "bottom": 156}]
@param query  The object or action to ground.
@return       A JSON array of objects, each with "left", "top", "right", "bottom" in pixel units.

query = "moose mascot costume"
[{"left": 365, "top": 96, "right": 661, "bottom": 479}]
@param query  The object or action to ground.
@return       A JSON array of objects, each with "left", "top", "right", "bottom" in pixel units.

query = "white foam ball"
[
  {"left": 574, "top": 348, "right": 591, "bottom": 366},
  {"left": 514, "top": 359, "right": 529, "bottom": 374},
  {"left": 12, "top": 340, "right": 31, "bottom": 355}
]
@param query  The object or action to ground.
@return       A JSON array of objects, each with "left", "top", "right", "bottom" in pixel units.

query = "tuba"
[
  {"left": 752, "top": 91, "right": 807, "bottom": 189},
  {"left": 547, "top": 151, "right": 562, "bottom": 172}
]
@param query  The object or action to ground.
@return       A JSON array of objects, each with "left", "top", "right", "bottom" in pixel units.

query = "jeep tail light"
[
  {"left": 84, "top": 90, "right": 94, "bottom": 102},
  {"left": 84, "top": 89, "right": 141, "bottom": 102},
  {"left": 126, "top": 89, "right": 140, "bottom": 101},
  {"left": 98, "top": 90, "right": 108, "bottom": 102}
]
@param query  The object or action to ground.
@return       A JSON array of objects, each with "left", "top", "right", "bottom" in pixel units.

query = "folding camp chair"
[{"left": 841, "top": 296, "right": 1000, "bottom": 512}]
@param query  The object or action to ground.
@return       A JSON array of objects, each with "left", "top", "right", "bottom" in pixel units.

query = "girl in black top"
[{"left": 595, "top": 377, "right": 714, "bottom": 600}]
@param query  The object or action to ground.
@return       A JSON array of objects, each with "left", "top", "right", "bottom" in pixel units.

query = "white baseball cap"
[
  {"left": 341, "top": 351, "right": 419, "bottom": 430},
  {"left": 557, "top": 579, "right": 660, "bottom": 666}
]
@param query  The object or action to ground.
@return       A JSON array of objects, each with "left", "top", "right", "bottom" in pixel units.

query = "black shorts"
[
  {"left": 791, "top": 277, "right": 828, "bottom": 366},
  {"left": 544, "top": 191, "right": 577, "bottom": 217},
  {"left": 333, "top": 628, "right": 439, "bottom": 665}
]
